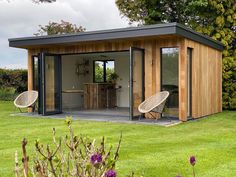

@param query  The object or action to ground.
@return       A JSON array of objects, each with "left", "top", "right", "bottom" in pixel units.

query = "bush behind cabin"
[{"left": 0, "top": 68, "right": 27, "bottom": 100}]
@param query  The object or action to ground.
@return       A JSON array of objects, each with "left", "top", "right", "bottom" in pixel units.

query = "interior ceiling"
[{"left": 61, "top": 51, "right": 129, "bottom": 60}]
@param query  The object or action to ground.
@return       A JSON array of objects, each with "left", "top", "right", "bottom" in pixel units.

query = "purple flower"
[
  {"left": 105, "top": 169, "right": 116, "bottom": 177},
  {"left": 190, "top": 156, "right": 196, "bottom": 166},
  {"left": 90, "top": 153, "right": 102, "bottom": 165},
  {"left": 176, "top": 176, "right": 182, "bottom": 177}
]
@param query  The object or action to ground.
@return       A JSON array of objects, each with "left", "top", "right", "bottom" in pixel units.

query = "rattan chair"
[
  {"left": 14, "top": 90, "right": 38, "bottom": 112},
  {"left": 138, "top": 91, "right": 169, "bottom": 119}
]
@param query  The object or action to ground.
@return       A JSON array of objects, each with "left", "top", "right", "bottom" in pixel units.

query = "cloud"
[{"left": 0, "top": 0, "right": 129, "bottom": 69}]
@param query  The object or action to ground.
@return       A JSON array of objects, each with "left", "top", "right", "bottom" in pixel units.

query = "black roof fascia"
[
  {"left": 8, "top": 23, "right": 224, "bottom": 51},
  {"left": 175, "top": 23, "right": 224, "bottom": 51},
  {"left": 8, "top": 23, "right": 175, "bottom": 47}
]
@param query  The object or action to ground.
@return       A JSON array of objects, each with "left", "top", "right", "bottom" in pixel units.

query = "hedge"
[{"left": 0, "top": 68, "right": 27, "bottom": 100}]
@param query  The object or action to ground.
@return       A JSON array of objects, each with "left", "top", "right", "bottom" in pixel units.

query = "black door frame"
[
  {"left": 129, "top": 47, "right": 145, "bottom": 120},
  {"left": 39, "top": 52, "right": 62, "bottom": 116}
]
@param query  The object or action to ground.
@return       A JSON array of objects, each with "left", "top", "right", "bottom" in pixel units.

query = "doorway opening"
[
  {"left": 61, "top": 51, "right": 130, "bottom": 117},
  {"left": 37, "top": 49, "right": 145, "bottom": 120}
]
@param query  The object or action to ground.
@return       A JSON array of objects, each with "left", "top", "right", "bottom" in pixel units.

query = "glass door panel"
[
  {"left": 130, "top": 47, "right": 144, "bottom": 119},
  {"left": 161, "top": 48, "right": 179, "bottom": 117},
  {"left": 41, "top": 53, "right": 62, "bottom": 115}
]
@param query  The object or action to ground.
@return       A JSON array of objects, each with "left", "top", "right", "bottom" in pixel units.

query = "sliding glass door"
[
  {"left": 129, "top": 47, "right": 145, "bottom": 120},
  {"left": 40, "top": 53, "right": 62, "bottom": 115}
]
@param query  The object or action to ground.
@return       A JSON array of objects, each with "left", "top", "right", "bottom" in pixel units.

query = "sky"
[{"left": 0, "top": 0, "right": 130, "bottom": 69}]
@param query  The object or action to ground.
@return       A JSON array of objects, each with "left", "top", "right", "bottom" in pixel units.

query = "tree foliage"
[
  {"left": 116, "top": 0, "right": 207, "bottom": 25},
  {"left": 116, "top": 0, "right": 236, "bottom": 109},
  {"left": 94, "top": 62, "right": 116, "bottom": 83},
  {"left": 35, "top": 20, "right": 85, "bottom": 36},
  {"left": 0, "top": 69, "right": 27, "bottom": 100},
  {"left": 0, "top": 69, "right": 27, "bottom": 93}
]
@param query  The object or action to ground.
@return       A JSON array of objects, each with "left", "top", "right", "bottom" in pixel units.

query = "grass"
[{"left": 0, "top": 101, "right": 236, "bottom": 177}]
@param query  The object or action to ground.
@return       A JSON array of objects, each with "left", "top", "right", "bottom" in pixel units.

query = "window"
[
  {"left": 32, "top": 55, "right": 40, "bottom": 113},
  {"left": 93, "top": 60, "right": 115, "bottom": 83},
  {"left": 161, "top": 48, "right": 179, "bottom": 117},
  {"left": 32, "top": 56, "right": 39, "bottom": 91},
  {"left": 187, "top": 48, "right": 192, "bottom": 117}
]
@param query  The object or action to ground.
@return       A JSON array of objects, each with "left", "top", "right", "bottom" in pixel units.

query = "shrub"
[
  {"left": 0, "top": 68, "right": 27, "bottom": 99},
  {"left": 15, "top": 117, "right": 122, "bottom": 177},
  {"left": 14, "top": 117, "right": 199, "bottom": 177}
]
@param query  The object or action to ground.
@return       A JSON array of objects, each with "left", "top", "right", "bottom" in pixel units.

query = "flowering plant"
[
  {"left": 14, "top": 117, "right": 199, "bottom": 177},
  {"left": 15, "top": 117, "right": 121, "bottom": 177},
  {"left": 176, "top": 155, "right": 197, "bottom": 177}
]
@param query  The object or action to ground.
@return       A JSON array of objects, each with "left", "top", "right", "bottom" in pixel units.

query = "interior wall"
[
  {"left": 61, "top": 52, "right": 130, "bottom": 109},
  {"left": 114, "top": 56, "right": 130, "bottom": 107},
  {"left": 61, "top": 55, "right": 90, "bottom": 109}
]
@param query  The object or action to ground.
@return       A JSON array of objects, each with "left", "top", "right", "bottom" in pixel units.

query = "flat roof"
[{"left": 8, "top": 22, "right": 224, "bottom": 51}]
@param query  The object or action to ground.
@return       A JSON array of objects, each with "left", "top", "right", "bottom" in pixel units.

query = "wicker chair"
[
  {"left": 14, "top": 90, "right": 38, "bottom": 112},
  {"left": 138, "top": 91, "right": 169, "bottom": 119}
]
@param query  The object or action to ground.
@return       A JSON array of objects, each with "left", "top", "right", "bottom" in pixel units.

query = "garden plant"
[{"left": 15, "top": 117, "right": 198, "bottom": 177}]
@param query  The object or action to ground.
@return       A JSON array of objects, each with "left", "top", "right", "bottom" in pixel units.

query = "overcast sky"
[{"left": 0, "top": 0, "right": 130, "bottom": 69}]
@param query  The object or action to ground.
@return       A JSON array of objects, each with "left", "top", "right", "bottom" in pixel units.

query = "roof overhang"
[{"left": 8, "top": 22, "right": 224, "bottom": 51}]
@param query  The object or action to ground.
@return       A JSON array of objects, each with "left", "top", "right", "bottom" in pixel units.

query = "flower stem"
[{"left": 192, "top": 166, "right": 195, "bottom": 177}]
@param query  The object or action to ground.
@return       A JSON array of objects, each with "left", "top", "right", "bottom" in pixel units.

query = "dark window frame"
[
  {"left": 160, "top": 47, "right": 180, "bottom": 91},
  {"left": 32, "top": 55, "right": 40, "bottom": 113},
  {"left": 187, "top": 47, "right": 193, "bottom": 118},
  {"left": 160, "top": 47, "right": 180, "bottom": 118},
  {"left": 41, "top": 53, "right": 62, "bottom": 116},
  {"left": 32, "top": 55, "right": 39, "bottom": 91},
  {"left": 93, "top": 60, "right": 115, "bottom": 83}
]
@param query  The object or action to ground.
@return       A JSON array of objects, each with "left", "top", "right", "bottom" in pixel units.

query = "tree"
[
  {"left": 116, "top": 0, "right": 236, "bottom": 109},
  {"left": 34, "top": 20, "right": 85, "bottom": 36},
  {"left": 115, "top": 0, "right": 204, "bottom": 25}
]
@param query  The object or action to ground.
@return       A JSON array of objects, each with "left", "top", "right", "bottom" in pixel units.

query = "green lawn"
[{"left": 0, "top": 101, "right": 236, "bottom": 177}]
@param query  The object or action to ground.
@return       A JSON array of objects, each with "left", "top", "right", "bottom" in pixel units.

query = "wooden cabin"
[{"left": 9, "top": 23, "right": 223, "bottom": 121}]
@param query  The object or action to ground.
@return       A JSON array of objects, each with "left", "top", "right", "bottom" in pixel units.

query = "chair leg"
[
  {"left": 139, "top": 114, "right": 141, "bottom": 120},
  {"left": 34, "top": 104, "right": 38, "bottom": 113},
  {"left": 32, "top": 104, "right": 35, "bottom": 112},
  {"left": 18, "top": 108, "right": 22, "bottom": 113},
  {"left": 149, "top": 112, "right": 157, "bottom": 120},
  {"left": 139, "top": 113, "right": 144, "bottom": 120}
]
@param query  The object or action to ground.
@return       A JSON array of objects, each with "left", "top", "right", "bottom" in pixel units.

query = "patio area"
[{"left": 12, "top": 108, "right": 181, "bottom": 127}]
